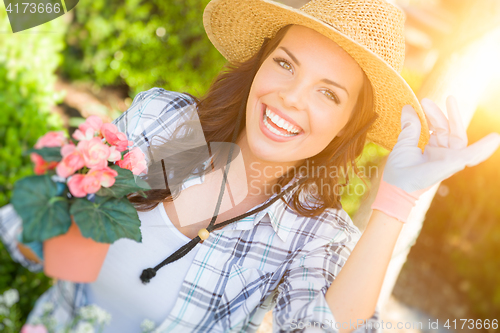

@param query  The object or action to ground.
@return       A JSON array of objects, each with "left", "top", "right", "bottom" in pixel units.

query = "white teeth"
[
  {"left": 263, "top": 115, "right": 297, "bottom": 137},
  {"left": 271, "top": 114, "right": 281, "bottom": 126},
  {"left": 264, "top": 107, "right": 301, "bottom": 134}
]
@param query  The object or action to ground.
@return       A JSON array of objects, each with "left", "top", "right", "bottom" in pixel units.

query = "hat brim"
[{"left": 203, "top": 0, "right": 430, "bottom": 151}]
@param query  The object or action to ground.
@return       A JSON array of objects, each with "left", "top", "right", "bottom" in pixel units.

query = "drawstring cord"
[{"left": 140, "top": 176, "right": 308, "bottom": 284}]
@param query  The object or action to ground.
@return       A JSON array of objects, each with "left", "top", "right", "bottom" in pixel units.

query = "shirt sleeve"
[
  {"left": 0, "top": 204, "right": 43, "bottom": 272},
  {"left": 112, "top": 87, "right": 198, "bottom": 166},
  {"left": 272, "top": 211, "right": 382, "bottom": 333},
  {"left": 113, "top": 87, "right": 210, "bottom": 192}
]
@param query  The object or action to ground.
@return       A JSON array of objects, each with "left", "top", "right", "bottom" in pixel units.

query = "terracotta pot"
[{"left": 43, "top": 218, "right": 110, "bottom": 283}]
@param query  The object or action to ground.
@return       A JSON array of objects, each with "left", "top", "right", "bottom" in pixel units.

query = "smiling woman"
[
  {"left": 2, "top": 0, "right": 500, "bottom": 332},
  {"left": 240, "top": 24, "right": 369, "bottom": 193}
]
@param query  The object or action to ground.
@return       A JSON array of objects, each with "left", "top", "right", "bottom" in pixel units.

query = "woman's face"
[{"left": 241, "top": 25, "right": 365, "bottom": 166}]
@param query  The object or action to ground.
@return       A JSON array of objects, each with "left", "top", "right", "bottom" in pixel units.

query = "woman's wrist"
[{"left": 371, "top": 179, "right": 421, "bottom": 223}]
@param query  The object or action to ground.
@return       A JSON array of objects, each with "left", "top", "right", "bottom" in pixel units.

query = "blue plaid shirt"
[{"left": 0, "top": 88, "right": 381, "bottom": 332}]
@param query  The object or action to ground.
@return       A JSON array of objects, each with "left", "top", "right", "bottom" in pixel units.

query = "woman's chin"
[{"left": 247, "top": 143, "right": 296, "bottom": 166}]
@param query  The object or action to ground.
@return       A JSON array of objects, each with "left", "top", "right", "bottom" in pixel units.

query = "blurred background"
[{"left": 0, "top": 0, "right": 499, "bottom": 332}]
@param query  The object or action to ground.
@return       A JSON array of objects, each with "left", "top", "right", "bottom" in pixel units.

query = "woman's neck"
[{"left": 234, "top": 130, "right": 301, "bottom": 198}]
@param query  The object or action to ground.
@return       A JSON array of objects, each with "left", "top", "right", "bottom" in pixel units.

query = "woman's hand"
[
  {"left": 17, "top": 242, "right": 42, "bottom": 264},
  {"left": 385, "top": 96, "right": 500, "bottom": 192},
  {"left": 372, "top": 96, "right": 500, "bottom": 222}
]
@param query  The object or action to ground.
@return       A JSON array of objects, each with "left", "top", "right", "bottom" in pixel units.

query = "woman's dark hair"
[{"left": 128, "top": 24, "right": 375, "bottom": 217}]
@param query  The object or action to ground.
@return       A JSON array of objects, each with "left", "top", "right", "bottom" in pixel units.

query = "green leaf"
[
  {"left": 11, "top": 175, "right": 71, "bottom": 243},
  {"left": 70, "top": 196, "right": 142, "bottom": 244},
  {"left": 26, "top": 147, "right": 62, "bottom": 162},
  {"left": 96, "top": 164, "right": 150, "bottom": 198}
]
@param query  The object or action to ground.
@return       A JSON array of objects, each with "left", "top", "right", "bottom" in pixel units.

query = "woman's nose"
[{"left": 278, "top": 80, "right": 308, "bottom": 111}]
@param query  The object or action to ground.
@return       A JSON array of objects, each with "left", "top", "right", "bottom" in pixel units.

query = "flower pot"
[{"left": 43, "top": 218, "right": 110, "bottom": 283}]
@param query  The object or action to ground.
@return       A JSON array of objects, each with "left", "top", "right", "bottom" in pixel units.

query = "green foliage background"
[
  {"left": 424, "top": 106, "right": 500, "bottom": 321},
  {"left": 60, "top": 0, "right": 226, "bottom": 97},
  {"left": 0, "top": 3, "right": 66, "bottom": 327}
]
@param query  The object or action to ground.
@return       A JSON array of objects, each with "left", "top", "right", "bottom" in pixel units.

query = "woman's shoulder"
[
  {"left": 113, "top": 88, "right": 198, "bottom": 140},
  {"left": 291, "top": 206, "right": 362, "bottom": 246},
  {"left": 322, "top": 207, "right": 362, "bottom": 238},
  {"left": 130, "top": 88, "right": 197, "bottom": 109},
  {"left": 123, "top": 88, "right": 197, "bottom": 125}
]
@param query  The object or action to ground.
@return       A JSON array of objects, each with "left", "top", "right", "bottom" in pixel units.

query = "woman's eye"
[
  {"left": 273, "top": 58, "right": 293, "bottom": 73},
  {"left": 322, "top": 90, "right": 340, "bottom": 104}
]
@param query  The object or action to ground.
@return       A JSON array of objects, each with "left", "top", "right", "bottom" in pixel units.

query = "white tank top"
[{"left": 86, "top": 202, "right": 202, "bottom": 332}]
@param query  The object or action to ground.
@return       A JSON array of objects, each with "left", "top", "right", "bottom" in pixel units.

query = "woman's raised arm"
[{"left": 325, "top": 96, "right": 500, "bottom": 333}]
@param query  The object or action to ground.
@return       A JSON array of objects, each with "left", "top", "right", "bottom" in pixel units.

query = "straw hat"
[{"left": 203, "top": 0, "right": 430, "bottom": 151}]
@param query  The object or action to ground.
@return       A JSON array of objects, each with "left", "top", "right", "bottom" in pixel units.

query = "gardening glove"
[{"left": 372, "top": 96, "right": 500, "bottom": 223}]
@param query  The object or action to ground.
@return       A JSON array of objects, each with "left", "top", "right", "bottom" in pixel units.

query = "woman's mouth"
[{"left": 260, "top": 104, "right": 303, "bottom": 139}]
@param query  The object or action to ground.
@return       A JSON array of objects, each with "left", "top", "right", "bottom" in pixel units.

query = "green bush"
[
  {"left": 0, "top": 9, "right": 67, "bottom": 206},
  {"left": 0, "top": 4, "right": 68, "bottom": 325},
  {"left": 61, "top": 0, "right": 226, "bottom": 97}
]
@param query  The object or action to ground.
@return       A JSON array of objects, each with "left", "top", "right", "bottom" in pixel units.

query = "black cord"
[{"left": 140, "top": 176, "right": 307, "bottom": 283}]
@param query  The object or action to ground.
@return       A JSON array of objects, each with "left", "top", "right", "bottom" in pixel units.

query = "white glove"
[
  {"left": 385, "top": 96, "right": 500, "bottom": 192},
  {"left": 372, "top": 96, "right": 500, "bottom": 223}
]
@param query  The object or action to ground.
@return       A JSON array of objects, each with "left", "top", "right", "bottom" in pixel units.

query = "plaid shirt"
[{"left": 0, "top": 88, "right": 381, "bottom": 333}]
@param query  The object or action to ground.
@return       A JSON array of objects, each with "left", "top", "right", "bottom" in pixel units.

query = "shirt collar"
[
  {"left": 219, "top": 173, "right": 307, "bottom": 243},
  {"left": 180, "top": 159, "right": 307, "bottom": 243}
]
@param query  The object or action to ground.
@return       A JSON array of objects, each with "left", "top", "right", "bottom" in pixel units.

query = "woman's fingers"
[
  {"left": 461, "top": 133, "right": 500, "bottom": 167},
  {"left": 421, "top": 133, "right": 499, "bottom": 187},
  {"left": 445, "top": 96, "right": 468, "bottom": 149},
  {"left": 395, "top": 105, "right": 422, "bottom": 149},
  {"left": 421, "top": 98, "right": 450, "bottom": 147}
]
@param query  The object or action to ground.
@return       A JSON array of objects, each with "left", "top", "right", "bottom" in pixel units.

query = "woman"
[{"left": 2, "top": 0, "right": 500, "bottom": 332}]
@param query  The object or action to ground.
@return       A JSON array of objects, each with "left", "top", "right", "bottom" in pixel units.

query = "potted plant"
[{"left": 11, "top": 116, "right": 149, "bottom": 283}]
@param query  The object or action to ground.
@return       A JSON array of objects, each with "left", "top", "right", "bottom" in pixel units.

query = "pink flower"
[
  {"left": 34, "top": 131, "right": 66, "bottom": 149},
  {"left": 67, "top": 166, "right": 118, "bottom": 197},
  {"left": 68, "top": 173, "right": 102, "bottom": 197},
  {"left": 77, "top": 137, "right": 111, "bottom": 169},
  {"left": 108, "top": 146, "right": 122, "bottom": 162},
  {"left": 101, "top": 123, "right": 132, "bottom": 152},
  {"left": 88, "top": 166, "right": 118, "bottom": 188},
  {"left": 30, "top": 153, "right": 58, "bottom": 175},
  {"left": 117, "top": 147, "right": 147, "bottom": 175},
  {"left": 80, "top": 115, "right": 103, "bottom": 134},
  {"left": 21, "top": 324, "right": 48, "bottom": 333},
  {"left": 81, "top": 173, "right": 102, "bottom": 194},
  {"left": 72, "top": 128, "right": 94, "bottom": 141},
  {"left": 61, "top": 143, "right": 76, "bottom": 157},
  {"left": 72, "top": 116, "right": 103, "bottom": 141},
  {"left": 67, "top": 174, "right": 87, "bottom": 198},
  {"left": 56, "top": 144, "right": 85, "bottom": 178}
]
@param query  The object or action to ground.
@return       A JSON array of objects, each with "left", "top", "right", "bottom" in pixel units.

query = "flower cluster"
[
  {"left": 0, "top": 289, "right": 20, "bottom": 331},
  {"left": 31, "top": 116, "right": 147, "bottom": 198},
  {"left": 21, "top": 302, "right": 112, "bottom": 333},
  {"left": 19, "top": 302, "right": 159, "bottom": 333}
]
